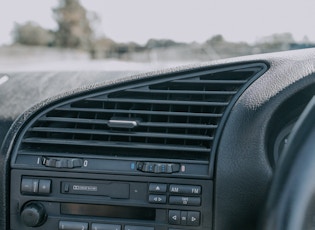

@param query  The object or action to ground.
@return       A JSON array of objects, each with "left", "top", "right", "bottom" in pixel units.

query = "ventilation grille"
[{"left": 19, "top": 64, "right": 266, "bottom": 162}]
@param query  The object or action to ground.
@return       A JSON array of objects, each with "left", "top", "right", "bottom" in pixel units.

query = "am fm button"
[{"left": 169, "top": 184, "right": 201, "bottom": 195}]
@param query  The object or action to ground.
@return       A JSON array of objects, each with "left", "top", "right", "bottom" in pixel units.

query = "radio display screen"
[{"left": 61, "top": 203, "right": 156, "bottom": 220}]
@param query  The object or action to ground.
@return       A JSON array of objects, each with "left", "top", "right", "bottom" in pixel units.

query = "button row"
[
  {"left": 21, "top": 178, "right": 51, "bottom": 194},
  {"left": 149, "top": 195, "right": 201, "bottom": 206},
  {"left": 149, "top": 183, "right": 201, "bottom": 195},
  {"left": 169, "top": 210, "right": 200, "bottom": 226},
  {"left": 59, "top": 221, "right": 154, "bottom": 230}
]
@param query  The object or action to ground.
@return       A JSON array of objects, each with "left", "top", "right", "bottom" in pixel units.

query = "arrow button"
[
  {"left": 148, "top": 195, "right": 166, "bottom": 204},
  {"left": 169, "top": 210, "right": 181, "bottom": 225},
  {"left": 149, "top": 183, "right": 167, "bottom": 193},
  {"left": 187, "top": 211, "right": 200, "bottom": 226}
]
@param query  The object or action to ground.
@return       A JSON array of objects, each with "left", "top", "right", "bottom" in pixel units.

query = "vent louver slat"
[
  {"left": 36, "top": 117, "right": 218, "bottom": 129},
  {"left": 19, "top": 64, "right": 267, "bottom": 162},
  {"left": 54, "top": 107, "right": 223, "bottom": 117},
  {"left": 22, "top": 138, "right": 209, "bottom": 153},
  {"left": 125, "top": 89, "right": 238, "bottom": 95},
  {"left": 172, "top": 79, "right": 248, "bottom": 84},
  {"left": 28, "top": 127, "right": 213, "bottom": 141},
  {"left": 85, "top": 98, "right": 230, "bottom": 106}
]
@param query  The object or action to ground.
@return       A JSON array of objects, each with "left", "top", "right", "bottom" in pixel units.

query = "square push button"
[
  {"left": 92, "top": 223, "right": 121, "bottom": 230},
  {"left": 148, "top": 195, "right": 166, "bottom": 204},
  {"left": 21, "top": 178, "right": 39, "bottom": 194},
  {"left": 39, "top": 180, "right": 51, "bottom": 194},
  {"left": 169, "top": 210, "right": 181, "bottom": 225},
  {"left": 124, "top": 226, "right": 154, "bottom": 230},
  {"left": 180, "top": 211, "right": 188, "bottom": 225},
  {"left": 59, "top": 221, "right": 88, "bottom": 230},
  {"left": 149, "top": 183, "right": 167, "bottom": 193},
  {"left": 169, "top": 196, "right": 201, "bottom": 206},
  {"left": 187, "top": 211, "right": 200, "bottom": 226}
]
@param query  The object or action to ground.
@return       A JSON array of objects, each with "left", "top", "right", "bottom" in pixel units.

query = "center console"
[{"left": 10, "top": 155, "right": 212, "bottom": 230}]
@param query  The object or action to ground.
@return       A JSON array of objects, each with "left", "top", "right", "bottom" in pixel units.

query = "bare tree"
[
  {"left": 13, "top": 22, "right": 54, "bottom": 46},
  {"left": 53, "top": 0, "right": 93, "bottom": 49}
]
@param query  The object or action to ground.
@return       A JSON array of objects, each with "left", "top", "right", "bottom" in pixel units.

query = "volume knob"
[{"left": 21, "top": 202, "right": 47, "bottom": 227}]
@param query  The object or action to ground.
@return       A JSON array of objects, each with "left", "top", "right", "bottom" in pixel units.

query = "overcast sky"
[{"left": 0, "top": 0, "right": 314, "bottom": 45}]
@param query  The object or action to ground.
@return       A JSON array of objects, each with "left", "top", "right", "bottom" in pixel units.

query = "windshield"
[{"left": 1, "top": 0, "right": 314, "bottom": 71}]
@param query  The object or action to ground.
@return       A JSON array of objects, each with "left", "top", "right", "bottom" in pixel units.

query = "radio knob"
[{"left": 21, "top": 202, "right": 47, "bottom": 227}]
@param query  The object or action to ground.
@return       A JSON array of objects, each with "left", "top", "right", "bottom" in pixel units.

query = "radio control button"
[
  {"left": 21, "top": 178, "right": 33, "bottom": 193},
  {"left": 169, "top": 210, "right": 181, "bottom": 225},
  {"left": 187, "top": 211, "right": 200, "bottom": 226},
  {"left": 149, "top": 194, "right": 167, "bottom": 204},
  {"left": 180, "top": 211, "right": 188, "bottom": 225},
  {"left": 124, "top": 226, "right": 154, "bottom": 230},
  {"left": 92, "top": 223, "right": 121, "bottom": 230},
  {"left": 149, "top": 183, "right": 167, "bottom": 193},
  {"left": 21, "top": 178, "right": 39, "bottom": 194},
  {"left": 39, "top": 180, "right": 51, "bottom": 194},
  {"left": 21, "top": 202, "right": 47, "bottom": 227},
  {"left": 169, "top": 184, "right": 201, "bottom": 195},
  {"left": 59, "top": 221, "right": 88, "bottom": 230},
  {"left": 169, "top": 196, "right": 201, "bottom": 206}
]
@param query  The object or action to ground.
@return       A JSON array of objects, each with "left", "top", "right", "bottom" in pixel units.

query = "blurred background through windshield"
[{"left": 0, "top": 0, "right": 314, "bottom": 71}]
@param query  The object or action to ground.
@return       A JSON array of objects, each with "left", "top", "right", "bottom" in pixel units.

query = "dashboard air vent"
[{"left": 18, "top": 64, "right": 267, "bottom": 162}]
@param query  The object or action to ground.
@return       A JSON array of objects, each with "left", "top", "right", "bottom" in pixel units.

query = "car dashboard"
[{"left": 1, "top": 49, "right": 315, "bottom": 230}]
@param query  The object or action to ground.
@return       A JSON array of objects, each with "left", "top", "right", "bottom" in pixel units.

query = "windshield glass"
[{"left": 1, "top": 0, "right": 314, "bottom": 71}]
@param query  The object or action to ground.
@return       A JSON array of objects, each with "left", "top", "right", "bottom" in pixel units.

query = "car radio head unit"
[{"left": 10, "top": 168, "right": 213, "bottom": 230}]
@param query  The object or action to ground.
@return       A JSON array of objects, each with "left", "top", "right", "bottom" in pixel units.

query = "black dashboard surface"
[
  {"left": 0, "top": 71, "right": 137, "bottom": 146},
  {"left": 2, "top": 48, "right": 315, "bottom": 230}
]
